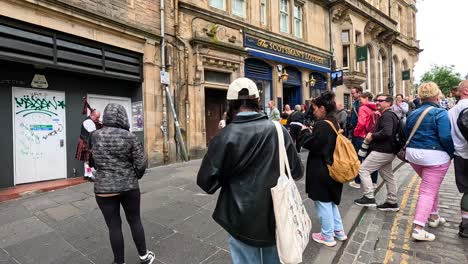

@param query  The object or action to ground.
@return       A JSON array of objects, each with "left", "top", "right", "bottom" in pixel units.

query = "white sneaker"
[
  {"left": 349, "top": 182, "right": 360, "bottom": 189},
  {"left": 428, "top": 216, "right": 446, "bottom": 228},
  {"left": 412, "top": 229, "right": 435, "bottom": 241}
]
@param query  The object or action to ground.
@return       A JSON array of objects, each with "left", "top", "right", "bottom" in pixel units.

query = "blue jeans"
[
  {"left": 352, "top": 136, "right": 378, "bottom": 184},
  {"left": 314, "top": 201, "right": 344, "bottom": 239},
  {"left": 228, "top": 236, "right": 280, "bottom": 264}
]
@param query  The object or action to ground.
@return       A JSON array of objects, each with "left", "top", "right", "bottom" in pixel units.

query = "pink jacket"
[{"left": 353, "top": 103, "right": 379, "bottom": 138}]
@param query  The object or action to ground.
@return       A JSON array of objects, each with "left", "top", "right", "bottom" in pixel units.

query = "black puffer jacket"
[
  {"left": 197, "top": 113, "right": 303, "bottom": 247},
  {"left": 90, "top": 103, "right": 147, "bottom": 194}
]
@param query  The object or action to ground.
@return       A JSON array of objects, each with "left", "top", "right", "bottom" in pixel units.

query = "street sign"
[
  {"left": 402, "top": 70, "right": 411, "bottom": 80},
  {"left": 356, "top": 46, "right": 367, "bottom": 62},
  {"left": 160, "top": 71, "right": 170, "bottom": 85},
  {"left": 31, "top": 74, "right": 48, "bottom": 89}
]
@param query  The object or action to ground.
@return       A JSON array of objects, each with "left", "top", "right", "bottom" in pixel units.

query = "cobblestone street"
[{"left": 338, "top": 165, "right": 468, "bottom": 264}]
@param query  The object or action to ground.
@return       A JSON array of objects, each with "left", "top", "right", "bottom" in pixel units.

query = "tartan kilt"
[{"left": 75, "top": 139, "right": 90, "bottom": 162}]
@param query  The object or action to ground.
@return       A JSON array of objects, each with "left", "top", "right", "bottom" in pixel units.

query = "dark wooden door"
[{"left": 205, "top": 89, "right": 226, "bottom": 145}]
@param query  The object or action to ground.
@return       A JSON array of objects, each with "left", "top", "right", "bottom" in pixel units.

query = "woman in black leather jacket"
[{"left": 197, "top": 78, "right": 303, "bottom": 264}]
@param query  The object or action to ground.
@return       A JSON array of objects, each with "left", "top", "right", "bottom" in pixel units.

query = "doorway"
[
  {"left": 282, "top": 67, "right": 302, "bottom": 109},
  {"left": 205, "top": 88, "right": 227, "bottom": 145},
  {"left": 13, "top": 87, "right": 67, "bottom": 184},
  {"left": 283, "top": 84, "right": 301, "bottom": 108}
]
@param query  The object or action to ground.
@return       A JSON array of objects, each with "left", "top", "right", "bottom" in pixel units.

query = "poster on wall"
[{"left": 132, "top": 101, "right": 144, "bottom": 131}]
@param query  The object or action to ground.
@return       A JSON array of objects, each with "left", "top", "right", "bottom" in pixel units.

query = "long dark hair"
[{"left": 312, "top": 91, "right": 338, "bottom": 121}]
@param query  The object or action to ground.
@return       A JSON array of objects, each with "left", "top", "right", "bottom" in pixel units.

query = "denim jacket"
[{"left": 405, "top": 102, "right": 454, "bottom": 157}]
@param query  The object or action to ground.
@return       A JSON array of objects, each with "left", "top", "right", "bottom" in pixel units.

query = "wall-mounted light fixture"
[
  {"left": 305, "top": 76, "right": 316, "bottom": 87},
  {"left": 277, "top": 65, "right": 288, "bottom": 82}
]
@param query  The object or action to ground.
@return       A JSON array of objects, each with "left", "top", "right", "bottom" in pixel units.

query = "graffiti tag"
[
  {"left": 15, "top": 95, "right": 65, "bottom": 117},
  {"left": 42, "top": 124, "right": 63, "bottom": 140}
]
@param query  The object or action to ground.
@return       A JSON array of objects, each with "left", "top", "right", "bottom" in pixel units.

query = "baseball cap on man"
[{"left": 227, "top": 78, "right": 259, "bottom": 100}]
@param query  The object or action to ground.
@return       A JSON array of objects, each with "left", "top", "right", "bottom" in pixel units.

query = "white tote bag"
[{"left": 271, "top": 121, "right": 311, "bottom": 264}]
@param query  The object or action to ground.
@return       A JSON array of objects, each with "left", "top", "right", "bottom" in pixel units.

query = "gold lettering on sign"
[
  {"left": 257, "top": 39, "right": 269, "bottom": 48},
  {"left": 252, "top": 37, "right": 326, "bottom": 65}
]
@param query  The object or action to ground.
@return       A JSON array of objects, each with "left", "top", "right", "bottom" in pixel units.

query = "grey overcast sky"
[{"left": 414, "top": 0, "right": 468, "bottom": 82}]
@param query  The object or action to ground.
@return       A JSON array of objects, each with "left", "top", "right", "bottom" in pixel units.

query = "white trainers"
[
  {"left": 412, "top": 228, "right": 435, "bottom": 241},
  {"left": 349, "top": 182, "right": 360, "bottom": 189},
  {"left": 428, "top": 216, "right": 446, "bottom": 228}
]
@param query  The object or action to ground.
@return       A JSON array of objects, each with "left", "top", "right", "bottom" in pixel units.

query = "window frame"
[
  {"left": 341, "top": 30, "right": 350, "bottom": 43},
  {"left": 209, "top": 0, "right": 226, "bottom": 11},
  {"left": 378, "top": 53, "right": 384, "bottom": 93},
  {"left": 342, "top": 45, "right": 350, "bottom": 71},
  {"left": 280, "top": 0, "right": 290, "bottom": 33},
  {"left": 293, "top": 3, "right": 303, "bottom": 38},
  {"left": 260, "top": 0, "right": 267, "bottom": 25},
  {"left": 232, "top": 0, "right": 245, "bottom": 17},
  {"left": 355, "top": 31, "right": 362, "bottom": 72}
]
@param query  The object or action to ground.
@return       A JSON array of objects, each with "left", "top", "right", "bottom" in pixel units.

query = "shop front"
[
  {"left": 0, "top": 18, "right": 144, "bottom": 188},
  {"left": 243, "top": 33, "right": 331, "bottom": 111}
]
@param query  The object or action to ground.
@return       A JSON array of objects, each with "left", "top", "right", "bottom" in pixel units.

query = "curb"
[{"left": 0, "top": 177, "right": 86, "bottom": 203}]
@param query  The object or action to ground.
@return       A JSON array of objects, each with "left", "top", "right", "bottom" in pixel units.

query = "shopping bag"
[{"left": 271, "top": 121, "right": 311, "bottom": 264}]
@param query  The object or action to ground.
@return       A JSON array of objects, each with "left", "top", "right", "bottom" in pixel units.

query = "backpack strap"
[
  {"left": 324, "top": 120, "right": 339, "bottom": 135},
  {"left": 404, "top": 106, "right": 434, "bottom": 148}
]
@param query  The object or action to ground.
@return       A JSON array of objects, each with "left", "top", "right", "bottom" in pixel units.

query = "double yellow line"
[{"left": 383, "top": 174, "right": 420, "bottom": 264}]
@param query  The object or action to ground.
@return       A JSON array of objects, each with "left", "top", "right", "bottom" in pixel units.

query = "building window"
[
  {"left": 397, "top": 6, "right": 402, "bottom": 32},
  {"left": 280, "top": 0, "right": 289, "bottom": 33},
  {"left": 232, "top": 0, "right": 245, "bottom": 17},
  {"left": 260, "top": 0, "right": 267, "bottom": 25},
  {"left": 341, "top": 30, "right": 350, "bottom": 43},
  {"left": 366, "top": 46, "right": 371, "bottom": 91},
  {"left": 343, "top": 45, "right": 350, "bottom": 70},
  {"left": 392, "top": 59, "right": 397, "bottom": 96},
  {"left": 342, "top": 30, "right": 350, "bottom": 71},
  {"left": 204, "top": 70, "right": 231, "bottom": 84},
  {"left": 209, "top": 0, "right": 225, "bottom": 10},
  {"left": 378, "top": 53, "right": 383, "bottom": 93},
  {"left": 402, "top": 71, "right": 406, "bottom": 97},
  {"left": 293, "top": 4, "right": 303, "bottom": 38},
  {"left": 355, "top": 31, "right": 362, "bottom": 72}
]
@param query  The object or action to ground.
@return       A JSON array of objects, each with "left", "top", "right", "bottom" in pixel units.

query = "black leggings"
[{"left": 96, "top": 189, "right": 147, "bottom": 263}]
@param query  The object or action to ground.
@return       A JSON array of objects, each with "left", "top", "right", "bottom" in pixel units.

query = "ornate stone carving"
[
  {"left": 202, "top": 55, "right": 240, "bottom": 72},
  {"left": 332, "top": 5, "right": 348, "bottom": 23},
  {"left": 192, "top": 18, "right": 242, "bottom": 47}
]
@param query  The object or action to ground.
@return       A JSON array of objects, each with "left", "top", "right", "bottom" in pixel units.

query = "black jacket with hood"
[
  {"left": 90, "top": 103, "right": 147, "bottom": 194},
  {"left": 197, "top": 113, "right": 303, "bottom": 247}
]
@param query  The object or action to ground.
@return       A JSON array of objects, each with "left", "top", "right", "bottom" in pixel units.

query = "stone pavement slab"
[{"left": 0, "top": 156, "right": 403, "bottom": 263}]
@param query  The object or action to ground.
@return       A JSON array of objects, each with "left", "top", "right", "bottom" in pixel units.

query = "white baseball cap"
[{"left": 226, "top": 78, "right": 260, "bottom": 100}]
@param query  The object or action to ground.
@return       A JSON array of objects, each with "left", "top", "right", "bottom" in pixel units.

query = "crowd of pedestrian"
[{"left": 82, "top": 77, "right": 468, "bottom": 263}]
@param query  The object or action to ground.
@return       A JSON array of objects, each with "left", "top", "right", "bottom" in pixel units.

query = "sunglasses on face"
[{"left": 375, "top": 99, "right": 387, "bottom": 103}]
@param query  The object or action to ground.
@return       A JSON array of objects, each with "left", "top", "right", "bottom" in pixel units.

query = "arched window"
[
  {"left": 366, "top": 46, "right": 372, "bottom": 92},
  {"left": 402, "top": 60, "right": 409, "bottom": 97},
  {"left": 392, "top": 59, "right": 396, "bottom": 96},
  {"left": 378, "top": 53, "right": 383, "bottom": 93}
]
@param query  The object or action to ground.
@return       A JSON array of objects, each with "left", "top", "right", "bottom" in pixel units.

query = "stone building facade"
[
  {"left": 0, "top": 0, "right": 420, "bottom": 188},
  {"left": 171, "top": 0, "right": 333, "bottom": 158},
  {"left": 0, "top": 0, "right": 163, "bottom": 188},
  {"left": 331, "top": 0, "right": 421, "bottom": 109}
]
